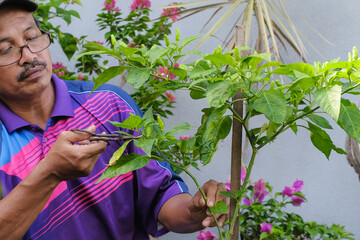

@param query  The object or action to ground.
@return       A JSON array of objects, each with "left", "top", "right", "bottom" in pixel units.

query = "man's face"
[{"left": 0, "top": 7, "right": 53, "bottom": 102}]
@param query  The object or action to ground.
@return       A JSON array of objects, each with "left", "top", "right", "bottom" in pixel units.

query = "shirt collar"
[{"left": 0, "top": 73, "right": 74, "bottom": 133}]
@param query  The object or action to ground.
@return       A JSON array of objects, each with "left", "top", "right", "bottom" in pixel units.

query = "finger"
[
  {"left": 188, "top": 191, "right": 206, "bottom": 210},
  {"left": 79, "top": 140, "right": 108, "bottom": 155},
  {"left": 202, "top": 180, "right": 219, "bottom": 207},
  {"left": 217, "top": 214, "right": 228, "bottom": 228},
  {"left": 65, "top": 125, "right": 96, "bottom": 143}
]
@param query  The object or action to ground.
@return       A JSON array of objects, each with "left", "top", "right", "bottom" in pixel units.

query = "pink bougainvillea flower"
[
  {"left": 281, "top": 186, "right": 294, "bottom": 197},
  {"left": 77, "top": 74, "right": 84, "bottom": 81},
  {"left": 197, "top": 229, "right": 217, "bottom": 240},
  {"left": 93, "top": 41, "right": 104, "bottom": 45},
  {"left": 56, "top": 71, "right": 65, "bottom": 78},
  {"left": 161, "top": 3, "right": 181, "bottom": 22},
  {"left": 224, "top": 167, "right": 246, "bottom": 192},
  {"left": 260, "top": 222, "right": 272, "bottom": 234},
  {"left": 282, "top": 179, "right": 304, "bottom": 197},
  {"left": 165, "top": 91, "right": 176, "bottom": 102},
  {"left": 225, "top": 182, "right": 231, "bottom": 192},
  {"left": 243, "top": 197, "right": 252, "bottom": 206},
  {"left": 292, "top": 179, "right": 304, "bottom": 192},
  {"left": 127, "top": 42, "right": 139, "bottom": 48},
  {"left": 52, "top": 62, "right": 66, "bottom": 71},
  {"left": 291, "top": 195, "right": 305, "bottom": 206},
  {"left": 154, "top": 63, "right": 179, "bottom": 81},
  {"left": 179, "top": 136, "right": 191, "bottom": 141},
  {"left": 254, "top": 179, "right": 268, "bottom": 203},
  {"left": 104, "top": 0, "right": 120, "bottom": 12},
  {"left": 130, "top": 0, "right": 151, "bottom": 11}
]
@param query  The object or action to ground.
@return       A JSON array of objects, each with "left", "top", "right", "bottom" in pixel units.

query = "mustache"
[{"left": 17, "top": 60, "right": 47, "bottom": 82}]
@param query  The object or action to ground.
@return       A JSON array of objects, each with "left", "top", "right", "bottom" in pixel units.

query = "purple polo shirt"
[{"left": 0, "top": 74, "right": 188, "bottom": 240}]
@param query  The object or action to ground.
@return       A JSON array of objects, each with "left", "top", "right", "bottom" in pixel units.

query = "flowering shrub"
[
  {"left": 52, "top": 62, "right": 87, "bottom": 81},
  {"left": 199, "top": 179, "right": 353, "bottom": 240},
  {"left": 234, "top": 179, "right": 353, "bottom": 239}
]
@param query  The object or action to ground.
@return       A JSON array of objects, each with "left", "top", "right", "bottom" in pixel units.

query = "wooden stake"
[{"left": 230, "top": 25, "right": 245, "bottom": 240}]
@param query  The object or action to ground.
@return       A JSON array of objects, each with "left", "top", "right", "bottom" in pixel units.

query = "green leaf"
[
  {"left": 108, "top": 140, "right": 132, "bottom": 166},
  {"left": 165, "top": 122, "right": 192, "bottom": 137},
  {"left": 338, "top": 99, "right": 360, "bottom": 142},
  {"left": 157, "top": 116, "right": 165, "bottom": 134},
  {"left": 260, "top": 232, "right": 270, "bottom": 240},
  {"left": 288, "top": 77, "right": 315, "bottom": 92},
  {"left": 314, "top": 85, "right": 341, "bottom": 122},
  {"left": 93, "top": 66, "right": 128, "bottom": 91},
  {"left": 204, "top": 53, "right": 236, "bottom": 68},
  {"left": 196, "top": 106, "right": 228, "bottom": 165},
  {"left": 189, "top": 66, "right": 217, "bottom": 79},
  {"left": 126, "top": 68, "right": 152, "bottom": 88},
  {"left": 308, "top": 122, "right": 335, "bottom": 159},
  {"left": 97, "top": 154, "right": 149, "bottom": 183},
  {"left": 140, "top": 107, "right": 155, "bottom": 127},
  {"left": 134, "top": 138, "right": 155, "bottom": 157},
  {"left": 189, "top": 88, "right": 206, "bottom": 100},
  {"left": 148, "top": 46, "right": 168, "bottom": 65},
  {"left": 122, "top": 114, "right": 142, "bottom": 129},
  {"left": 209, "top": 201, "right": 228, "bottom": 214},
  {"left": 219, "top": 191, "right": 235, "bottom": 198},
  {"left": 180, "top": 35, "right": 201, "bottom": 48},
  {"left": 306, "top": 114, "right": 333, "bottom": 129},
  {"left": 287, "top": 63, "right": 315, "bottom": 77},
  {"left": 206, "top": 81, "right": 238, "bottom": 108},
  {"left": 217, "top": 115, "right": 232, "bottom": 139},
  {"left": 252, "top": 89, "right": 287, "bottom": 124}
]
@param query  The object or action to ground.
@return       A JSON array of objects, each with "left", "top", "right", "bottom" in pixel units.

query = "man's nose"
[{"left": 18, "top": 45, "right": 36, "bottom": 66}]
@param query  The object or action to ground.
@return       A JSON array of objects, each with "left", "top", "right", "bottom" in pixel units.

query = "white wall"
[{"left": 50, "top": 0, "right": 360, "bottom": 239}]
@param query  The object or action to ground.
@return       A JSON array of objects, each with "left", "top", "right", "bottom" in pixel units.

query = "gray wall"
[{"left": 50, "top": 0, "right": 360, "bottom": 239}]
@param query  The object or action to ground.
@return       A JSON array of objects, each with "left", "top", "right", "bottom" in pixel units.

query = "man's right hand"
[{"left": 42, "top": 125, "right": 108, "bottom": 182}]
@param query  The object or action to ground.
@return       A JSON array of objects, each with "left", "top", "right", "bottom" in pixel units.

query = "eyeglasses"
[{"left": 0, "top": 32, "right": 51, "bottom": 67}]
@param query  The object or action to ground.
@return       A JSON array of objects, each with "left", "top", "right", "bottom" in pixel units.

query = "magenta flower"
[
  {"left": 291, "top": 195, "right": 305, "bottom": 206},
  {"left": 197, "top": 229, "right": 217, "bottom": 240},
  {"left": 77, "top": 74, "right": 84, "bottom": 81},
  {"left": 161, "top": 3, "right": 181, "bottom": 22},
  {"left": 292, "top": 179, "right": 304, "bottom": 192},
  {"left": 104, "top": 0, "right": 120, "bottom": 12},
  {"left": 281, "top": 186, "right": 294, "bottom": 197},
  {"left": 165, "top": 91, "right": 176, "bottom": 102},
  {"left": 93, "top": 41, "right": 104, "bottom": 45},
  {"left": 260, "top": 222, "right": 272, "bottom": 234},
  {"left": 56, "top": 71, "right": 65, "bottom": 78},
  {"left": 179, "top": 136, "right": 191, "bottom": 141},
  {"left": 225, "top": 167, "right": 247, "bottom": 193},
  {"left": 225, "top": 182, "right": 231, "bottom": 192},
  {"left": 243, "top": 197, "right": 252, "bottom": 206},
  {"left": 282, "top": 179, "right": 304, "bottom": 197},
  {"left": 130, "top": 0, "right": 151, "bottom": 11},
  {"left": 254, "top": 179, "right": 268, "bottom": 203},
  {"left": 154, "top": 63, "right": 179, "bottom": 81},
  {"left": 52, "top": 62, "right": 66, "bottom": 71}
]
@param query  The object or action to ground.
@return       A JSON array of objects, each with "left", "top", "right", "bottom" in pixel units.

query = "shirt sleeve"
[{"left": 134, "top": 158, "right": 189, "bottom": 238}]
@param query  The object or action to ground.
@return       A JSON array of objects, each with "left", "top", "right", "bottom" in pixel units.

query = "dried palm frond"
[{"left": 162, "top": 0, "right": 325, "bottom": 62}]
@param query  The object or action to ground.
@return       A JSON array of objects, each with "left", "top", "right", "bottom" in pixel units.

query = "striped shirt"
[{"left": 0, "top": 74, "right": 188, "bottom": 240}]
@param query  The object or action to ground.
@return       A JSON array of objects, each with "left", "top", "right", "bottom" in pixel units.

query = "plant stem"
[
  {"left": 154, "top": 146, "right": 224, "bottom": 239},
  {"left": 226, "top": 147, "right": 258, "bottom": 240}
]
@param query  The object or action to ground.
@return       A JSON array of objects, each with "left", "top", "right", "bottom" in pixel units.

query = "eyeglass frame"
[{"left": 0, "top": 31, "right": 51, "bottom": 67}]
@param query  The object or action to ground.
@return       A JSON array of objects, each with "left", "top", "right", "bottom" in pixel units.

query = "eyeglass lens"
[{"left": 0, "top": 33, "right": 51, "bottom": 67}]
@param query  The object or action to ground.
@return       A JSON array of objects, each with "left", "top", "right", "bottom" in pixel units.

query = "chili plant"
[{"left": 77, "top": 30, "right": 360, "bottom": 239}]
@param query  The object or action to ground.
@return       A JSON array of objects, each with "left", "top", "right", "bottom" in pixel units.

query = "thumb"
[{"left": 66, "top": 125, "right": 96, "bottom": 143}]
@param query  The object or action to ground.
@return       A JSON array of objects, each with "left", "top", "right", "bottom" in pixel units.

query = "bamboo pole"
[{"left": 230, "top": 25, "right": 245, "bottom": 240}]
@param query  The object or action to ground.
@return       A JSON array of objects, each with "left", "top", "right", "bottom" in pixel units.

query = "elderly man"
[{"left": 0, "top": 0, "right": 227, "bottom": 239}]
